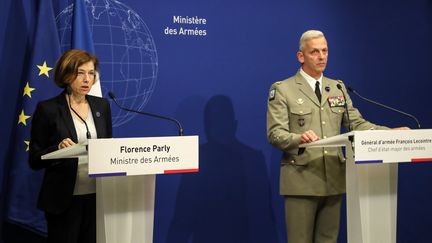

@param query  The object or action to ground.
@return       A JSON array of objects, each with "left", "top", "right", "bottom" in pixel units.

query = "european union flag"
[{"left": 5, "top": 0, "right": 61, "bottom": 234}]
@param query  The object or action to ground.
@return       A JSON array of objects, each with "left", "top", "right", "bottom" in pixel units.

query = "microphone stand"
[
  {"left": 108, "top": 92, "right": 184, "bottom": 136},
  {"left": 347, "top": 86, "right": 421, "bottom": 129}
]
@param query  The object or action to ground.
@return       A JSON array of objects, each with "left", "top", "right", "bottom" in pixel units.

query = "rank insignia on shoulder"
[
  {"left": 328, "top": 96, "right": 345, "bottom": 107},
  {"left": 269, "top": 88, "right": 276, "bottom": 101}
]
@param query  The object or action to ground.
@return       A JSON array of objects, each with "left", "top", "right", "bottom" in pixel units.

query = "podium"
[
  {"left": 42, "top": 136, "right": 199, "bottom": 243},
  {"left": 300, "top": 129, "right": 432, "bottom": 243}
]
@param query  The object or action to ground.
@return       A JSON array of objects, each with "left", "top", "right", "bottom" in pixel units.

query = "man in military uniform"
[{"left": 266, "top": 30, "right": 390, "bottom": 243}]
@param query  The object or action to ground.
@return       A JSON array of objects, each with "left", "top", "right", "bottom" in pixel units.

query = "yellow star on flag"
[
  {"left": 24, "top": 140, "right": 30, "bottom": 151},
  {"left": 37, "top": 61, "right": 53, "bottom": 77},
  {"left": 23, "top": 82, "right": 36, "bottom": 98},
  {"left": 18, "top": 110, "right": 31, "bottom": 126}
]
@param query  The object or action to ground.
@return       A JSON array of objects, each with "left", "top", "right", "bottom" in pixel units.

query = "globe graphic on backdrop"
[{"left": 56, "top": 0, "right": 158, "bottom": 127}]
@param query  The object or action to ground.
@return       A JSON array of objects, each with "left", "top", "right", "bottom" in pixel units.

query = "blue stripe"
[
  {"left": 355, "top": 160, "right": 383, "bottom": 164},
  {"left": 89, "top": 172, "right": 127, "bottom": 177}
]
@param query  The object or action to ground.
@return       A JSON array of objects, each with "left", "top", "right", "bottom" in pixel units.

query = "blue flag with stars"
[{"left": 5, "top": 0, "right": 61, "bottom": 233}]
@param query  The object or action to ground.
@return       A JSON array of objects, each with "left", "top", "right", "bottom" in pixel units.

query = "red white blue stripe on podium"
[
  {"left": 89, "top": 168, "right": 199, "bottom": 177},
  {"left": 355, "top": 158, "right": 432, "bottom": 164}
]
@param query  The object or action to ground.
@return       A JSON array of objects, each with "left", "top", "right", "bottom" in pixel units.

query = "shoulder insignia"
[{"left": 269, "top": 88, "right": 276, "bottom": 101}]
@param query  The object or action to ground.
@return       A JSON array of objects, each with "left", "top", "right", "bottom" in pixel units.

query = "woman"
[{"left": 29, "top": 49, "right": 112, "bottom": 243}]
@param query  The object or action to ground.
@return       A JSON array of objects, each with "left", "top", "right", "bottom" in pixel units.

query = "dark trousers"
[{"left": 45, "top": 194, "right": 96, "bottom": 243}]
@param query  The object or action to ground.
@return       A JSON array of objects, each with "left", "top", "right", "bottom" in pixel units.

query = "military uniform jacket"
[{"left": 267, "top": 71, "right": 387, "bottom": 196}]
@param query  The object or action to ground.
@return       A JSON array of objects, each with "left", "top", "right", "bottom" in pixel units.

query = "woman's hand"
[{"left": 58, "top": 138, "right": 76, "bottom": 149}]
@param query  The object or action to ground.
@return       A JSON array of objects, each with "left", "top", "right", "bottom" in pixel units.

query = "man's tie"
[{"left": 315, "top": 81, "right": 321, "bottom": 102}]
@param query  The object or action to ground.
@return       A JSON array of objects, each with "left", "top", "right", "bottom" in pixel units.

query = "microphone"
[
  {"left": 347, "top": 86, "right": 421, "bottom": 129},
  {"left": 108, "top": 91, "right": 184, "bottom": 136},
  {"left": 336, "top": 84, "right": 352, "bottom": 132},
  {"left": 67, "top": 87, "right": 91, "bottom": 139}
]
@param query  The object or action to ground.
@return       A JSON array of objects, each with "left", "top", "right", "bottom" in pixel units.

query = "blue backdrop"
[{"left": 1, "top": 0, "right": 431, "bottom": 242}]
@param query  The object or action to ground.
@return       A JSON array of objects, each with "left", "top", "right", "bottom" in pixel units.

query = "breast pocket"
[
  {"left": 289, "top": 107, "right": 313, "bottom": 132},
  {"left": 330, "top": 107, "right": 345, "bottom": 119}
]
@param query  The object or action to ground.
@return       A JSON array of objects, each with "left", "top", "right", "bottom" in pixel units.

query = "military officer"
[{"left": 266, "top": 30, "right": 391, "bottom": 243}]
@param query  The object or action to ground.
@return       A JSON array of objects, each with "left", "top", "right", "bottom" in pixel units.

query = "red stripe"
[
  {"left": 411, "top": 158, "right": 432, "bottom": 163},
  {"left": 164, "top": 168, "right": 199, "bottom": 174}
]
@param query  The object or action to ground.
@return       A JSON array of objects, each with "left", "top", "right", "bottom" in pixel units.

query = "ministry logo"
[{"left": 56, "top": 0, "right": 158, "bottom": 127}]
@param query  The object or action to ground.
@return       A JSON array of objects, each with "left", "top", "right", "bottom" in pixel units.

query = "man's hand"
[{"left": 300, "top": 130, "right": 320, "bottom": 144}]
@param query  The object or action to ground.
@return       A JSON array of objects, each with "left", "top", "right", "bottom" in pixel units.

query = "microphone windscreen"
[{"left": 336, "top": 84, "right": 343, "bottom": 90}]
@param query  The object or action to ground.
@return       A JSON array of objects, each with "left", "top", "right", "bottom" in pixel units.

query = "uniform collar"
[{"left": 299, "top": 67, "right": 323, "bottom": 91}]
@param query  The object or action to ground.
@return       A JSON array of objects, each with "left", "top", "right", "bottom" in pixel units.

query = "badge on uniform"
[
  {"left": 298, "top": 118, "right": 305, "bottom": 127},
  {"left": 328, "top": 96, "right": 345, "bottom": 107},
  {"left": 296, "top": 98, "right": 304, "bottom": 105},
  {"left": 269, "top": 88, "right": 276, "bottom": 101}
]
